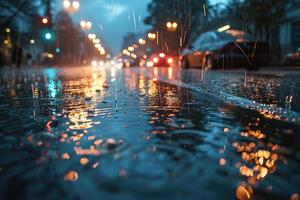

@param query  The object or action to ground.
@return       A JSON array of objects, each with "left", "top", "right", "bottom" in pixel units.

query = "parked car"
[
  {"left": 181, "top": 30, "right": 270, "bottom": 70},
  {"left": 146, "top": 53, "right": 174, "bottom": 67},
  {"left": 122, "top": 57, "right": 139, "bottom": 67},
  {"left": 283, "top": 49, "right": 300, "bottom": 66}
]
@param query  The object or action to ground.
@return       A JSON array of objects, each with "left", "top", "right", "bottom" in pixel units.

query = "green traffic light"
[
  {"left": 55, "top": 48, "right": 61, "bottom": 53},
  {"left": 45, "top": 32, "right": 52, "bottom": 40}
]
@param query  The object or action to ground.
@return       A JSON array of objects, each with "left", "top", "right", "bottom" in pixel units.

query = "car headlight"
[
  {"left": 167, "top": 58, "right": 173, "bottom": 64},
  {"left": 153, "top": 57, "right": 159, "bottom": 63},
  {"left": 91, "top": 60, "right": 97, "bottom": 66},
  {"left": 146, "top": 61, "right": 154, "bottom": 67}
]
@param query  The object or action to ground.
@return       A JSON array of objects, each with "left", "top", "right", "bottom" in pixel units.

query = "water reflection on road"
[{"left": 0, "top": 66, "right": 299, "bottom": 200}]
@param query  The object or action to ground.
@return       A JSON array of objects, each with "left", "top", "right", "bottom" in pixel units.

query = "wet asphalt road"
[{"left": 0, "top": 65, "right": 300, "bottom": 200}]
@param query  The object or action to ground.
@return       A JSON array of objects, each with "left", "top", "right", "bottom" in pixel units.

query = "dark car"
[
  {"left": 122, "top": 57, "right": 139, "bottom": 68},
  {"left": 181, "top": 30, "right": 270, "bottom": 70},
  {"left": 146, "top": 53, "right": 174, "bottom": 67},
  {"left": 283, "top": 49, "right": 300, "bottom": 66}
]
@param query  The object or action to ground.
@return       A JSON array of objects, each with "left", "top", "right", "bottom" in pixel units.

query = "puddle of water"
[{"left": 0, "top": 66, "right": 299, "bottom": 200}]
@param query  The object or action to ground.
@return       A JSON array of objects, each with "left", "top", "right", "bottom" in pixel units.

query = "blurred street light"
[
  {"left": 139, "top": 38, "right": 146, "bottom": 45},
  {"left": 100, "top": 50, "right": 105, "bottom": 55},
  {"left": 93, "top": 38, "right": 100, "bottom": 44},
  {"left": 172, "top": 22, "right": 178, "bottom": 28},
  {"left": 147, "top": 32, "right": 156, "bottom": 40},
  {"left": 63, "top": 0, "right": 80, "bottom": 12},
  {"left": 128, "top": 46, "right": 134, "bottom": 52},
  {"left": 88, "top": 34, "right": 96, "bottom": 40},
  {"left": 166, "top": 22, "right": 172, "bottom": 28},
  {"left": 80, "top": 20, "right": 86, "bottom": 27},
  {"left": 63, "top": 0, "right": 71, "bottom": 8},
  {"left": 131, "top": 53, "right": 137, "bottom": 59},
  {"left": 5, "top": 28, "right": 11, "bottom": 33},
  {"left": 80, "top": 20, "right": 92, "bottom": 30},
  {"left": 123, "top": 49, "right": 129, "bottom": 54},
  {"left": 87, "top": 33, "right": 106, "bottom": 56},
  {"left": 166, "top": 21, "right": 178, "bottom": 31},
  {"left": 86, "top": 21, "right": 92, "bottom": 29},
  {"left": 30, "top": 39, "right": 35, "bottom": 44},
  {"left": 72, "top": 1, "right": 80, "bottom": 10}
]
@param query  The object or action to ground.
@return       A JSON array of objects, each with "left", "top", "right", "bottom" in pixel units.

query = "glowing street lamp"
[
  {"left": 86, "top": 21, "right": 92, "bottom": 29},
  {"left": 63, "top": 0, "right": 71, "bottom": 9},
  {"left": 172, "top": 22, "right": 178, "bottom": 28},
  {"left": 5, "top": 28, "right": 11, "bottom": 33},
  {"left": 72, "top": 1, "right": 80, "bottom": 10},
  {"left": 131, "top": 53, "right": 137, "bottom": 59},
  {"left": 123, "top": 49, "right": 129, "bottom": 55},
  {"left": 80, "top": 20, "right": 86, "bottom": 27},
  {"left": 166, "top": 22, "right": 172, "bottom": 28},
  {"left": 80, "top": 20, "right": 92, "bottom": 30},
  {"left": 128, "top": 46, "right": 134, "bottom": 52},
  {"left": 93, "top": 38, "right": 100, "bottom": 44},
  {"left": 139, "top": 38, "right": 146, "bottom": 45},
  {"left": 147, "top": 32, "right": 156, "bottom": 40},
  {"left": 63, "top": 0, "right": 80, "bottom": 12},
  {"left": 30, "top": 39, "right": 35, "bottom": 44},
  {"left": 166, "top": 21, "right": 178, "bottom": 31},
  {"left": 100, "top": 50, "right": 105, "bottom": 55},
  {"left": 88, "top": 34, "right": 96, "bottom": 40}
]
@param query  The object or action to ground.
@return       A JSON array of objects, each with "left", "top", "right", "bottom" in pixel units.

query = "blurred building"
[
  {"left": 279, "top": 0, "right": 300, "bottom": 55},
  {"left": 0, "top": 1, "right": 40, "bottom": 67}
]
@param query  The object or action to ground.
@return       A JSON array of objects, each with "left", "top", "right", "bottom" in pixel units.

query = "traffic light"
[
  {"left": 55, "top": 48, "right": 61, "bottom": 53},
  {"left": 45, "top": 32, "right": 52, "bottom": 40},
  {"left": 40, "top": 16, "right": 52, "bottom": 27},
  {"left": 42, "top": 30, "right": 54, "bottom": 42},
  {"left": 39, "top": 0, "right": 56, "bottom": 63},
  {"left": 39, "top": 15, "right": 54, "bottom": 42},
  {"left": 42, "top": 17, "right": 49, "bottom": 25}
]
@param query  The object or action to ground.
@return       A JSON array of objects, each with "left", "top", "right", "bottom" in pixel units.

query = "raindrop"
[
  {"left": 61, "top": 153, "right": 70, "bottom": 160},
  {"left": 80, "top": 158, "right": 89, "bottom": 165},
  {"left": 236, "top": 185, "right": 252, "bottom": 200},
  {"left": 63, "top": 170, "right": 78, "bottom": 182}
]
